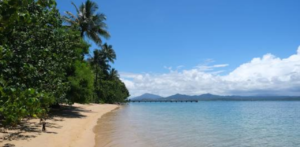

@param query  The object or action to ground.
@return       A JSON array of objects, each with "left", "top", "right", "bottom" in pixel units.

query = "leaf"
[
  {"left": 10, "top": 88, "right": 16, "bottom": 92},
  {"left": 32, "top": 114, "right": 37, "bottom": 118}
]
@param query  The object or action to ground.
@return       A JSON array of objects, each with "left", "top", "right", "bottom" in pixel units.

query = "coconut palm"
[
  {"left": 95, "top": 43, "right": 116, "bottom": 76},
  {"left": 90, "top": 49, "right": 101, "bottom": 96},
  {"left": 109, "top": 68, "right": 119, "bottom": 81},
  {"left": 63, "top": 0, "right": 110, "bottom": 45},
  {"left": 91, "top": 43, "right": 116, "bottom": 86},
  {"left": 90, "top": 44, "right": 116, "bottom": 72},
  {"left": 100, "top": 43, "right": 116, "bottom": 65}
]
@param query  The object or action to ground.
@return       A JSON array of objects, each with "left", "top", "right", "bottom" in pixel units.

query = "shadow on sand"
[
  {"left": 49, "top": 104, "right": 92, "bottom": 119},
  {"left": 0, "top": 104, "right": 93, "bottom": 147}
]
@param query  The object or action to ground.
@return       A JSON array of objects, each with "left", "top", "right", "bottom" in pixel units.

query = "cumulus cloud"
[{"left": 121, "top": 47, "right": 300, "bottom": 97}]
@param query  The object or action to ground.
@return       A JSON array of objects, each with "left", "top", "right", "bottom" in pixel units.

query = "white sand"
[{"left": 0, "top": 103, "right": 119, "bottom": 147}]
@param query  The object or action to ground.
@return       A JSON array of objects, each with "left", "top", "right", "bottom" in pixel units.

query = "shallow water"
[{"left": 95, "top": 101, "right": 300, "bottom": 147}]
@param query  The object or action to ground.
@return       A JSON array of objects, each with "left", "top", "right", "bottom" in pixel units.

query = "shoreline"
[
  {"left": 93, "top": 107, "right": 121, "bottom": 147},
  {"left": 0, "top": 103, "right": 119, "bottom": 147},
  {"left": 93, "top": 105, "right": 152, "bottom": 147}
]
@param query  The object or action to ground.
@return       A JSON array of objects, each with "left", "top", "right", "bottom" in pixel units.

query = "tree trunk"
[
  {"left": 80, "top": 31, "right": 84, "bottom": 38},
  {"left": 95, "top": 67, "right": 98, "bottom": 102}
]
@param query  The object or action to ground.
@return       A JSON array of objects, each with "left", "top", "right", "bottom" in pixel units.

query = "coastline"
[
  {"left": 0, "top": 103, "right": 119, "bottom": 147},
  {"left": 94, "top": 105, "right": 152, "bottom": 147}
]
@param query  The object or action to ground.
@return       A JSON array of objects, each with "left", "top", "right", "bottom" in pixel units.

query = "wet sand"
[{"left": 94, "top": 107, "right": 152, "bottom": 147}]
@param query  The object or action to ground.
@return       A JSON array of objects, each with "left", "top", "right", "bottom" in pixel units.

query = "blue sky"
[{"left": 57, "top": 0, "right": 300, "bottom": 96}]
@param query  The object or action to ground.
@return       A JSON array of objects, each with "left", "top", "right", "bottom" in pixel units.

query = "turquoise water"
[{"left": 96, "top": 102, "right": 300, "bottom": 147}]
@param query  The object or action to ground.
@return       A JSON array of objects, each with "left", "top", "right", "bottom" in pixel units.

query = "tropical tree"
[
  {"left": 0, "top": 0, "right": 129, "bottom": 126},
  {"left": 100, "top": 44, "right": 116, "bottom": 64},
  {"left": 90, "top": 43, "right": 116, "bottom": 86},
  {"left": 108, "top": 68, "right": 119, "bottom": 81},
  {"left": 99, "top": 43, "right": 116, "bottom": 76},
  {"left": 97, "top": 78, "right": 130, "bottom": 104},
  {"left": 0, "top": 0, "right": 83, "bottom": 125},
  {"left": 89, "top": 43, "right": 116, "bottom": 102},
  {"left": 63, "top": 0, "right": 110, "bottom": 45},
  {"left": 66, "top": 61, "right": 95, "bottom": 104}
]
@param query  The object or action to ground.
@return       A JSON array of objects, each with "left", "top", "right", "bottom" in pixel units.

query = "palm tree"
[
  {"left": 63, "top": 0, "right": 110, "bottom": 45},
  {"left": 90, "top": 49, "right": 102, "bottom": 90},
  {"left": 90, "top": 44, "right": 116, "bottom": 74},
  {"left": 94, "top": 43, "right": 116, "bottom": 77},
  {"left": 100, "top": 43, "right": 116, "bottom": 65},
  {"left": 90, "top": 43, "right": 116, "bottom": 92},
  {"left": 109, "top": 68, "right": 119, "bottom": 81}
]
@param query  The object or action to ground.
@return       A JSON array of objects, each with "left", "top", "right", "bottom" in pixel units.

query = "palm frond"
[
  {"left": 109, "top": 68, "right": 119, "bottom": 80},
  {"left": 101, "top": 43, "right": 116, "bottom": 63},
  {"left": 62, "top": 15, "right": 78, "bottom": 26},
  {"left": 64, "top": 0, "right": 110, "bottom": 46},
  {"left": 65, "top": 11, "right": 77, "bottom": 21},
  {"left": 97, "top": 28, "right": 110, "bottom": 39},
  {"left": 86, "top": 31, "right": 102, "bottom": 45},
  {"left": 85, "top": 0, "right": 98, "bottom": 18},
  {"left": 71, "top": 2, "right": 80, "bottom": 15},
  {"left": 92, "top": 13, "right": 107, "bottom": 27}
]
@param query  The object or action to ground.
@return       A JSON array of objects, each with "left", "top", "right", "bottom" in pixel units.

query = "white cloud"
[
  {"left": 196, "top": 64, "right": 229, "bottom": 72},
  {"left": 121, "top": 47, "right": 300, "bottom": 97}
]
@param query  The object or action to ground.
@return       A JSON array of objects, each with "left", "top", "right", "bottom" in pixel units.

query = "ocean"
[{"left": 95, "top": 101, "right": 300, "bottom": 147}]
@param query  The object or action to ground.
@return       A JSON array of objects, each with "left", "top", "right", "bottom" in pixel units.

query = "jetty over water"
[{"left": 128, "top": 100, "right": 199, "bottom": 103}]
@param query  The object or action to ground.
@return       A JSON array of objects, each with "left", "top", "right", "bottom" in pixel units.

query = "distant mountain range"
[
  {"left": 130, "top": 93, "right": 300, "bottom": 101},
  {"left": 132, "top": 93, "right": 163, "bottom": 101}
]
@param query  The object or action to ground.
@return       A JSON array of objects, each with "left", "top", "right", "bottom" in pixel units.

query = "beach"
[{"left": 0, "top": 103, "right": 119, "bottom": 147}]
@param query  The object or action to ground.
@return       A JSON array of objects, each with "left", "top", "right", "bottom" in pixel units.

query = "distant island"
[{"left": 130, "top": 93, "right": 300, "bottom": 101}]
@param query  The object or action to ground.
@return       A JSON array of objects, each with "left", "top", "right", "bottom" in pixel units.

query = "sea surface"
[{"left": 95, "top": 101, "right": 300, "bottom": 147}]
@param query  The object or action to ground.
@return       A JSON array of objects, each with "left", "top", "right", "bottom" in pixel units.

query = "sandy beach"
[{"left": 0, "top": 103, "right": 119, "bottom": 147}]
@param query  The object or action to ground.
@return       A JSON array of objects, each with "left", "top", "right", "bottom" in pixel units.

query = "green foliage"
[
  {"left": 90, "top": 44, "right": 129, "bottom": 103},
  {"left": 0, "top": 0, "right": 83, "bottom": 125},
  {"left": 0, "top": 0, "right": 130, "bottom": 126},
  {"left": 62, "top": 0, "right": 130, "bottom": 104},
  {"left": 66, "top": 61, "right": 95, "bottom": 104},
  {"left": 0, "top": 87, "right": 51, "bottom": 126},
  {"left": 96, "top": 80, "right": 129, "bottom": 104}
]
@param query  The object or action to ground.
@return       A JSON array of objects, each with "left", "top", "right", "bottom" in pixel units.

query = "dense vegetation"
[{"left": 0, "top": 0, "right": 129, "bottom": 126}]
